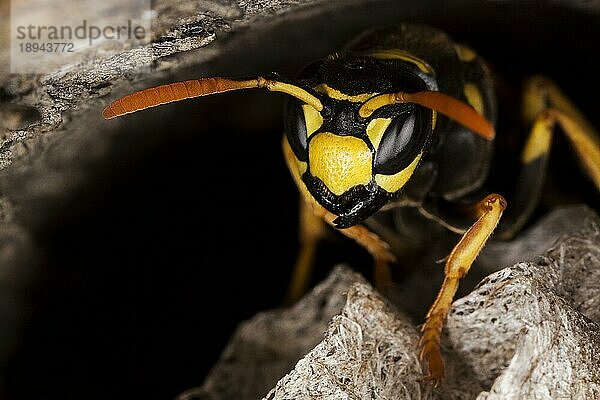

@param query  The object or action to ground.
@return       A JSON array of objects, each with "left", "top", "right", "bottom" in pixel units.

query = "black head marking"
[{"left": 302, "top": 174, "right": 389, "bottom": 228}]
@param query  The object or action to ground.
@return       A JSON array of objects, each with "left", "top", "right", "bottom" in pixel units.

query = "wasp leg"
[
  {"left": 284, "top": 199, "right": 326, "bottom": 305},
  {"left": 500, "top": 76, "right": 600, "bottom": 238},
  {"left": 306, "top": 201, "right": 396, "bottom": 292},
  {"left": 420, "top": 194, "right": 506, "bottom": 386},
  {"left": 334, "top": 220, "right": 397, "bottom": 292}
]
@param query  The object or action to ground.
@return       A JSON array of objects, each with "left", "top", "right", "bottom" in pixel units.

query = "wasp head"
[{"left": 283, "top": 52, "right": 437, "bottom": 228}]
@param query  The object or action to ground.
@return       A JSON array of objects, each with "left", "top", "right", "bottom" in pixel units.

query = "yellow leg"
[
  {"left": 549, "top": 109, "right": 600, "bottom": 188},
  {"left": 284, "top": 200, "right": 326, "bottom": 304},
  {"left": 523, "top": 76, "right": 600, "bottom": 188},
  {"left": 305, "top": 199, "right": 396, "bottom": 293},
  {"left": 500, "top": 77, "right": 600, "bottom": 239},
  {"left": 334, "top": 221, "right": 396, "bottom": 292},
  {"left": 419, "top": 194, "right": 506, "bottom": 386}
]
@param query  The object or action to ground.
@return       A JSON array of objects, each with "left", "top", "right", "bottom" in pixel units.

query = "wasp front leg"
[
  {"left": 500, "top": 76, "right": 600, "bottom": 238},
  {"left": 419, "top": 194, "right": 506, "bottom": 385},
  {"left": 333, "top": 218, "right": 397, "bottom": 292},
  {"left": 286, "top": 195, "right": 395, "bottom": 302},
  {"left": 307, "top": 199, "right": 397, "bottom": 292},
  {"left": 284, "top": 199, "right": 326, "bottom": 304}
]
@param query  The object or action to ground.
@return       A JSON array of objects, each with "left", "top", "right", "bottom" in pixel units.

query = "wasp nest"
[{"left": 179, "top": 206, "right": 600, "bottom": 400}]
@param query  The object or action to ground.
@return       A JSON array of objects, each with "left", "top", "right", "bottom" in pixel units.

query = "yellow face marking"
[
  {"left": 282, "top": 135, "right": 326, "bottom": 213},
  {"left": 313, "top": 84, "right": 377, "bottom": 102},
  {"left": 464, "top": 83, "right": 485, "bottom": 116},
  {"left": 302, "top": 105, "right": 323, "bottom": 138},
  {"left": 282, "top": 136, "right": 308, "bottom": 185},
  {"left": 375, "top": 152, "right": 422, "bottom": 193},
  {"left": 521, "top": 114, "right": 553, "bottom": 163},
  {"left": 454, "top": 44, "right": 477, "bottom": 62},
  {"left": 308, "top": 132, "right": 373, "bottom": 196},
  {"left": 297, "top": 158, "right": 308, "bottom": 175},
  {"left": 366, "top": 118, "right": 392, "bottom": 148},
  {"left": 366, "top": 49, "right": 435, "bottom": 75}
]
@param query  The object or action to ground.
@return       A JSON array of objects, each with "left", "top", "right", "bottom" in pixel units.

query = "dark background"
[{"left": 4, "top": 1, "right": 600, "bottom": 399}]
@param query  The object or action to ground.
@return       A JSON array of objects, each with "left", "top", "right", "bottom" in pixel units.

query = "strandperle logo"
[
  {"left": 15, "top": 20, "right": 147, "bottom": 46},
  {"left": 10, "top": 0, "right": 151, "bottom": 74}
]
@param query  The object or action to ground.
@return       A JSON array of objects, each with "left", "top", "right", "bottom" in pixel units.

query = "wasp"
[{"left": 103, "top": 23, "right": 600, "bottom": 385}]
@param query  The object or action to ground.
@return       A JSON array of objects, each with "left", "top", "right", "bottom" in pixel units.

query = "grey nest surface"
[{"left": 180, "top": 206, "right": 600, "bottom": 400}]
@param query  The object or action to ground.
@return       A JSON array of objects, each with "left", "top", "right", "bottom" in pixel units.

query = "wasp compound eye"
[
  {"left": 284, "top": 96, "right": 325, "bottom": 162},
  {"left": 375, "top": 113, "right": 415, "bottom": 170},
  {"left": 374, "top": 109, "right": 429, "bottom": 175},
  {"left": 283, "top": 99, "right": 308, "bottom": 161}
]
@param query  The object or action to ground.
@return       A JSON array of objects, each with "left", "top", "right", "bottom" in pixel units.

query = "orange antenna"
[
  {"left": 359, "top": 91, "right": 495, "bottom": 140},
  {"left": 103, "top": 76, "right": 323, "bottom": 119}
]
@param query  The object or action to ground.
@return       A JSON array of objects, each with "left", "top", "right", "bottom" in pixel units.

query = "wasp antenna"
[
  {"left": 260, "top": 79, "right": 323, "bottom": 111},
  {"left": 404, "top": 91, "right": 495, "bottom": 140},
  {"left": 359, "top": 91, "right": 495, "bottom": 140},
  {"left": 102, "top": 77, "right": 322, "bottom": 119},
  {"left": 102, "top": 78, "right": 259, "bottom": 119}
]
